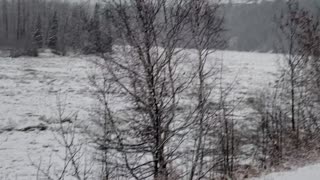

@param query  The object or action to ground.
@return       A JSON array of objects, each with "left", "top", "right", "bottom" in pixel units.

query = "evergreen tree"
[
  {"left": 85, "top": 3, "right": 102, "bottom": 54},
  {"left": 2, "top": 0, "right": 8, "bottom": 39},
  {"left": 84, "top": 3, "right": 113, "bottom": 54},
  {"left": 48, "top": 11, "right": 58, "bottom": 50},
  {"left": 16, "top": 0, "right": 22, "bottom": 40},
  {"left": 92, "top": 3, "right": 101, "bottom": 51},
  {"left": 33, "top": 15, "right": 43, "bottom": 49},
  {"left": 103, "top": 6, "right": 113, "bottom": 53}
]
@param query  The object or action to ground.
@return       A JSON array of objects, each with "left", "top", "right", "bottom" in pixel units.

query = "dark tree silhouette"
[
  {"left": 48, "top": 12, "right": 59, "bottom": 50},
  {"left": 33, "top": 15, "right": 43, "bottom": 49}
]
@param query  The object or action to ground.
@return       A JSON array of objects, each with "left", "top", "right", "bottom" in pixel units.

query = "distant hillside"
[{"left": 223, "top": 0, "right": 320, "bottom": 52}]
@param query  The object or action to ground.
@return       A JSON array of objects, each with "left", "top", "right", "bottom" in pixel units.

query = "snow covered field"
[
  {"left": 0, "top": 54, "right": 96, "bottom": 179},
  {"left": 0, "top": 50, "right": 284, "bottom": 179}
]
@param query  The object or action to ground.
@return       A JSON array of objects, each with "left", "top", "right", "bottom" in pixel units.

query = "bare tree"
[
  {"left": 97, "top": 0, "right": 197, "bottom": 179},
  {"left": 31, "top": 96, "right": 93, "bottom": 180},
  {"left": 294, "top": 2, "right": 320, "bottom": 147},
  {"left": 249, "top": 0, "right": 320, "bottom": 170},
  {"left": 277, "top": 0, "right": 305, "bottom": 136},
  {"left": 187, "top": 1, "right": 225, "bottom": 179},
  {"left": 87, "top": 58, "right": 120, "bottom": 180}
]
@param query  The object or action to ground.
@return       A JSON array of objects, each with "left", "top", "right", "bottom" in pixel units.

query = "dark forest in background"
[
  {"left": 0, "top": 0, "right": 112, "bottom": 55},
  {"left": 0, "top": 0, "right": 319, "bottom": 54}
]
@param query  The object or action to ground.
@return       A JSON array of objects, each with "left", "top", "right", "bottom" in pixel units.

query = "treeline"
[
  {"left": 0, "top": 0, "right": 319, "bottom": 55},
  {"left": 0, "top": 0, "right": 112, "bottom": 56}
]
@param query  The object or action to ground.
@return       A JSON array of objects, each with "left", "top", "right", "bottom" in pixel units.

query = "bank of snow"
[{"left": 254, "top": 163, "right": 320, "bottom": 180}]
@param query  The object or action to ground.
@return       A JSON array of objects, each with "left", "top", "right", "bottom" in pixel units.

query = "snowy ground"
[
  {"left": 0, "top": 50, "right": 281, "bottom": 179},
  {"left": 0, "top": 54, "right": 96, "bottom": 179},
  {"left": 253, "top": 163, "right": 320, "bottom": 180}
]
